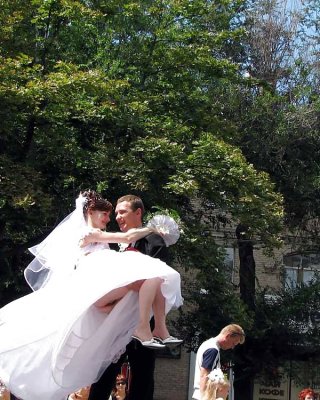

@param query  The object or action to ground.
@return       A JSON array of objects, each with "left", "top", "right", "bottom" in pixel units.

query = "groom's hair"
[{"left": 117, "top": 194, "right": 145, "bottom": 215}]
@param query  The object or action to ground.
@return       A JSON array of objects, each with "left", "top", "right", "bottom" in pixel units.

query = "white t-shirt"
[{"left": 193, "top": 337, "right": 220, "bottom": 400}]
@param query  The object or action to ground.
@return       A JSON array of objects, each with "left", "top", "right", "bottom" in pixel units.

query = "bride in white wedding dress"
[{"left": 0, "top": 191, "right": 183, "bottom": 400}]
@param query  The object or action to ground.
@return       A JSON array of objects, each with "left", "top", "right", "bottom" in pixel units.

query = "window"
[
  {"left": 283, "top": 253, "right": 320, "bottom": 288},
  {"left": 223, "top": 247, "right": 235, "bottom": 283}
]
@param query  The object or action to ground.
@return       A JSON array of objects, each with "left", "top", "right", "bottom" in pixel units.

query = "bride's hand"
[
  {"left": 152, "top": 227, "right": 166, "bottom": 237},
  {"left": 79, "top": 229, "right": 102, "bottom": 248}
]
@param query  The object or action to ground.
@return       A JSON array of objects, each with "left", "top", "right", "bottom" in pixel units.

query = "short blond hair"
[{"left": 220, "top": 324, "right": 245, "bottom": 344}]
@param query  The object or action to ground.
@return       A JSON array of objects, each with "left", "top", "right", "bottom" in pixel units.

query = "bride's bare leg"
[
  {"left": 133, "top": 277, "right": 162, "bottom": 341},
  {"left": 94, "top": 286, "right": 129, "bottom": 312},
  {"left": 95, "top": 280, "right": 145, "bottom": 313},
  {"left": 152, "top": 285, "right": 170, "bottom": 340},
  {"left": 151, "top": 283, "right": 183, "bottom": 345},
  {"left": 127, "top": 279, "right": 145, "bottom": 292}
]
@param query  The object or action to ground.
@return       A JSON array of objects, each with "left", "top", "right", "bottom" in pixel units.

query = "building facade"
[{"left": 153, "top": 227, "right": 320, "bottom": 400}]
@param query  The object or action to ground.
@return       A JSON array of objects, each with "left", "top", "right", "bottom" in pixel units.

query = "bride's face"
[{"left": 87, "top": 210, "right": 111, "bottom": 229}]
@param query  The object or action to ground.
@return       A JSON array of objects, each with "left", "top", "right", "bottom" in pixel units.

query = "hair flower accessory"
[
  {"left": 204, "top": 368, "right": 230, "bottom": 400},
  {"left": 207, "top": 368, "right": 225, "bottom": 384},
  {"left": 147, "top": 214, "right": 180, "bottom": 247}
]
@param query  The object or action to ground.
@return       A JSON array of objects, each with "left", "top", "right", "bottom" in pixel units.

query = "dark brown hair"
[
  {"left": 81, "top": 190, "right": 112, "bottom": 216},
  {"left": 111, "top": 374, "right": 128, "bottom": 399},
  {"left": 116, "top": 194, "right": 145, "bottom": 215}
]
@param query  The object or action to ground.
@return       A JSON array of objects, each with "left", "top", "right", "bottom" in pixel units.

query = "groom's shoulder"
[
  {"left": 137, "top": 232, "right": 169, "bottom": 261},
  {"left": 144, "top": 232, "right": 166, "bottom": 246}
]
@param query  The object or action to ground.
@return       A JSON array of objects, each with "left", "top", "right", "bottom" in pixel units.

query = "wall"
[{"left": 154, "top": 348, "right": 191, "bottom": 400}]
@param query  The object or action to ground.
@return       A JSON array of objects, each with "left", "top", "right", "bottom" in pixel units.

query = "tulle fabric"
[
  {"left": 24, "top": 195, "right": 88, "bottom": 291},
  {"left": 0, "top": 249, "right": 183, "bottom": 400}
]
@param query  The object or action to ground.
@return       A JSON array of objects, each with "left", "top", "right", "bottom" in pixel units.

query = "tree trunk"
[
  {"left": 234, "top": 224, "right": 256, "bottom": 400},
  {"left": 236, "top": 224, "right": 256, "bottom": 311}
]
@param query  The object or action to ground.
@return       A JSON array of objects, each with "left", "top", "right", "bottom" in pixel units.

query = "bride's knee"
[
  {"left": 127, "top": 280, "right": 145, "bottom": 292},
  {"left": 94, "top": 299, "right": 119, "bottom": 313}
]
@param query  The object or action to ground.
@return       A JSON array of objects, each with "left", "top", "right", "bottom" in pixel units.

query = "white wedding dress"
[{"left": 0, "top": 247, "right": 183, "bottom": 400}]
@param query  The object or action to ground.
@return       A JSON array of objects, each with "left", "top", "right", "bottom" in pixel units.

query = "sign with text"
[{"left": 253, "top": 378, "right": 289, "bottom": 400}]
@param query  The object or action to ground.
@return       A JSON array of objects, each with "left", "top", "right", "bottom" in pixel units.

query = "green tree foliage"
[
  {"left": 177, "top": 244, "right": 253, "bottom": 351},
  {"left": 218, "top": 0, "right": 320, "bottom": 394},
  {"left": 0, "top": 0, "right": 283, "bottom": 305},
  {"left": 233, "top": 0, "right": 320, "bottom": 242},
  {"left": 0, "top": 3, "right": 287, "bottom": 396},
  {"left": 241, "top": 277, "right": 320, "bottom": 382}
]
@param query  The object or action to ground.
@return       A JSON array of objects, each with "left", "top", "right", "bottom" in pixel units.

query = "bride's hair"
[{"left": 81, "top": 190, "right": 113, "bottom": 216}]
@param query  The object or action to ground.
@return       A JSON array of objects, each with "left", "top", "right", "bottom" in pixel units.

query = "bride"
[{"left": 0, "top": 191, "right": 183, "bottom": 400}]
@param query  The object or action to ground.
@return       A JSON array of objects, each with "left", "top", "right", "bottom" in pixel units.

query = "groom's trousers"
[{"left": 88, "top": 339, "right": 156, "bottom": 400}]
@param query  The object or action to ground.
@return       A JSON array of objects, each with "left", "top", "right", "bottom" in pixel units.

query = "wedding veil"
[{"left": 24, "top": 195, "right": 87, "bottom": 290}]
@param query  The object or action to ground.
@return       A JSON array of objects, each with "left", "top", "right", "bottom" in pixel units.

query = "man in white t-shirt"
[{"left": 193, "top": 324, "right": 245, "bottom": 400}]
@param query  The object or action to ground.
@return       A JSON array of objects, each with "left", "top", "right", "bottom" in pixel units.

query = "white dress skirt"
[{"left": 0, "top": 249, "right": 183, "bottom": 400}]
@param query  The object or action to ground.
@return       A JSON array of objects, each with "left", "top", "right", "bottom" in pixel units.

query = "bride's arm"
[{"left": 79, "top": 227, "right": 156, "bottom": 248}]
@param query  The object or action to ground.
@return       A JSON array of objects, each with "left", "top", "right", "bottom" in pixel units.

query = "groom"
[{"left": 88, "top": 194, "right": 169, "bottom": 400}]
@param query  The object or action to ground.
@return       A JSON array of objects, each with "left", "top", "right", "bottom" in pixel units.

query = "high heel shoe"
[
  {"left": 153, "top": 335, "right": 183, "bottom": 346},
  {"left": 131, "top": 335, "right": 166, "bottom": 349}
]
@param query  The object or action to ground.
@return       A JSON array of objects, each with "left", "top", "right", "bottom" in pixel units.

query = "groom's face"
[{"left": 115, "top": 201, "right": 142, "bottom": 232}]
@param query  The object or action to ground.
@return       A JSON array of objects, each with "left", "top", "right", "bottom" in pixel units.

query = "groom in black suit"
[{"left": 88, "top": 194, "right": 169, "bottom": 400}]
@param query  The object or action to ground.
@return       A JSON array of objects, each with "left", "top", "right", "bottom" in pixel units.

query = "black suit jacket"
[{"left": 133, "top": 233, "right": 169, "bottom": 263}]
